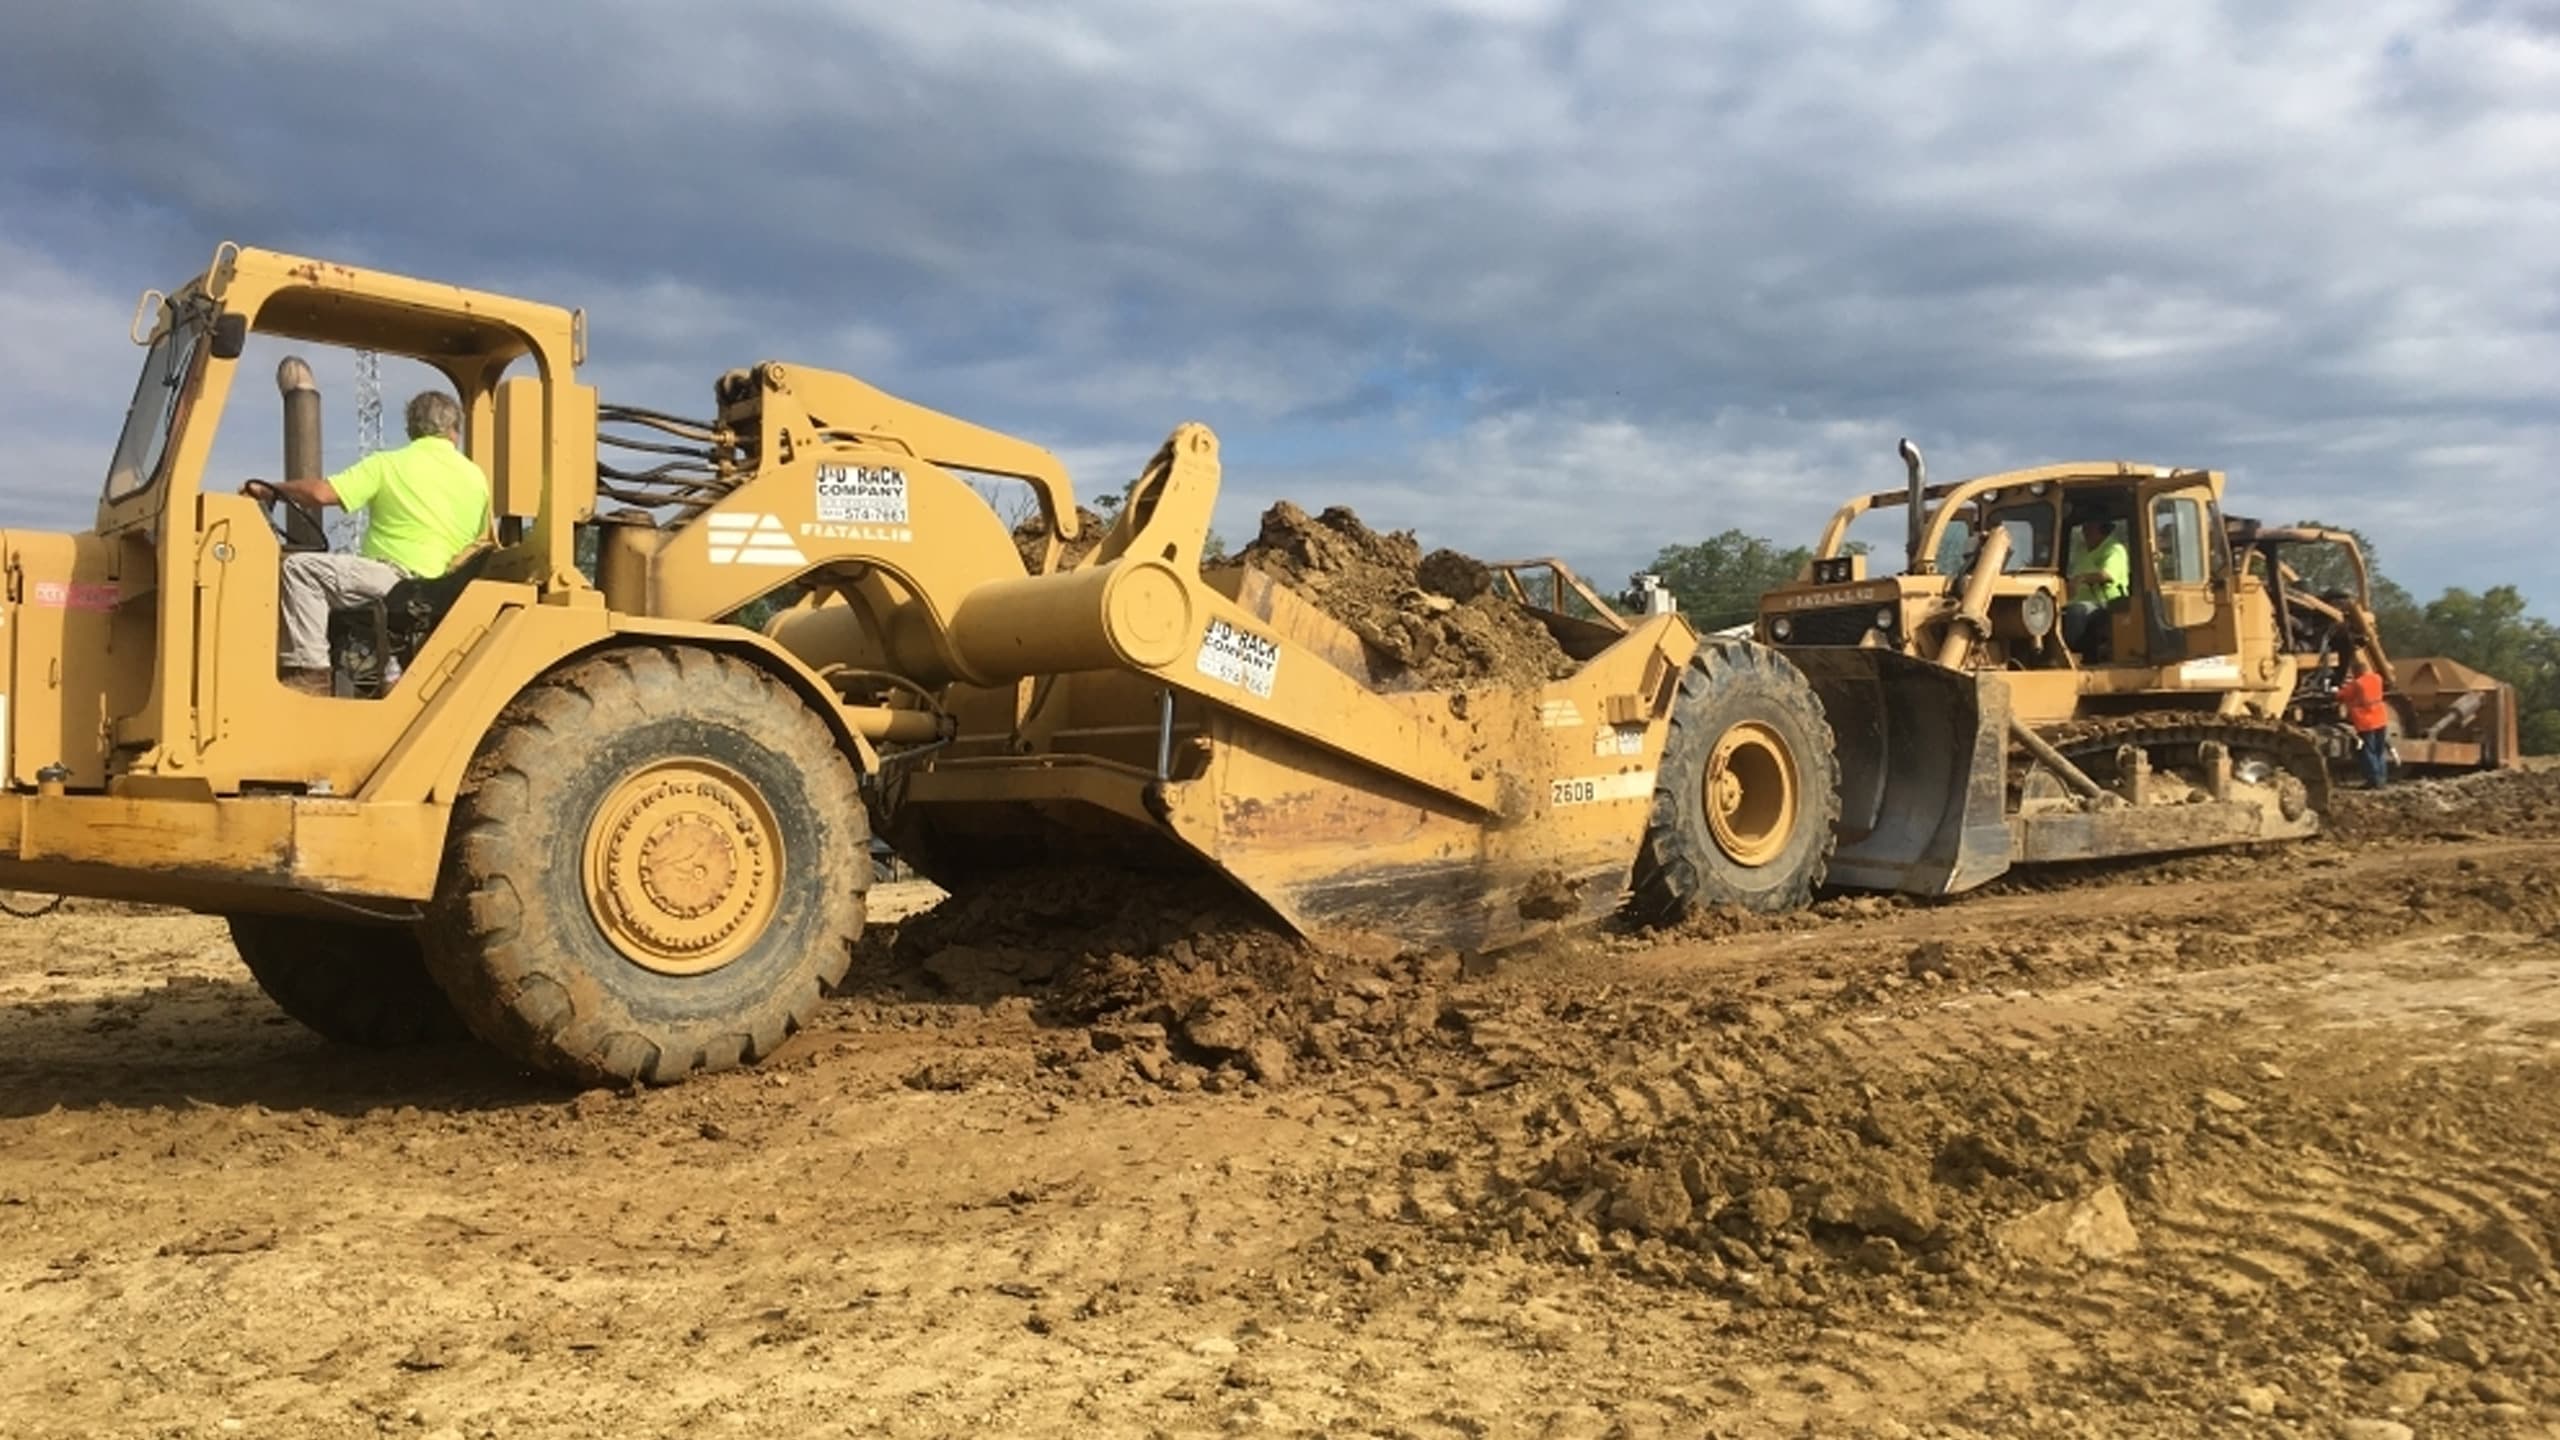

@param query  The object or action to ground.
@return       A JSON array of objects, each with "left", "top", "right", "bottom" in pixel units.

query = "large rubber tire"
[
  {"left": 227, "top": 914, "right": 471, "bottom": 1047},
  {"left": 423, "top": 646, "right": 869, "bottom": 1087},
  {"left": 1629, "top": 641, "right": 1840, "bottom": 922}
]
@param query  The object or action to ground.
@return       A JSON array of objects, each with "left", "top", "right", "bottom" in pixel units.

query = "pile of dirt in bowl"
[{"left": 1238, "top": 502, "right": 1578, "bottom": 691}]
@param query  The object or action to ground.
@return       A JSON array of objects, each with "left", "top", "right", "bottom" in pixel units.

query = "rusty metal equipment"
[
  {"left": 2228, "top": 522, "right": 2521, "bottom": 776},
  {"left": 0, "top": 244, "right": 1848, "bottom": 1086},
  {"left": 1754, "top": 441, "right": 2330, "bottom": 896}
]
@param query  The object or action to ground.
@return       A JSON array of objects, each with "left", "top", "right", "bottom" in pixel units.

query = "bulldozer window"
[
  {"left": 2152, "top": 495, "right": 2207, "bottom": 584},
  {"left": 1987, "top": 505, "right": 2054, "bottom": 571},
  {"left": 104, "top": 308, "right": 208, "bottom": 500},
  {"left": 1936, "top": 508, "right": 2051, "bottom": 574}
]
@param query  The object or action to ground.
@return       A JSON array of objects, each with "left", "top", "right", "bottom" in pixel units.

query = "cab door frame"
[{"left": 2133, "top": 471, "right": 2237, "bottom": 671}]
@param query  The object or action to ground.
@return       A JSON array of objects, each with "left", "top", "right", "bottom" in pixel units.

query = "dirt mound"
[
  {"left": 1480, "top": 1051, "right": 2154, "bottom": 1298},
  {"left": 1239, "top": 502, "right": 1576, "bottom": 691},
  {"left": 1012, "top": 504, "right": 1109, "bottom": 574},
  {"left": 2328, "top": 765, "right": 2560, "bottom": 843},
  {"left": 845, "top": 868, "right": 1470, "bottom": 1092}
]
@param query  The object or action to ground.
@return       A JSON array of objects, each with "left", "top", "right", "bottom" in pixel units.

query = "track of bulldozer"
[{"left": 2030, "top": 710, "right": 2334, "bottom": 813}]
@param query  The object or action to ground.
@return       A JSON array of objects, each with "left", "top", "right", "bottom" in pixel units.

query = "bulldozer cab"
[
  {"left": 2230, "top": 523, "right": 2385, "bottom": 677},
  {"left": 1768, "top": 456, "right": 2261, "bottom": 703}
]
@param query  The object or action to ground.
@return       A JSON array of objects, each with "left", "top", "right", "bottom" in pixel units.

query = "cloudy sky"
[{"left": 2, "top": 0, "right": 2552, "bottom": 611}]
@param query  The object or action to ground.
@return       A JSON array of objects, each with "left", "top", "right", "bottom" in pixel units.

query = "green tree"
[{"left": 1649, "top": 529, "right": 1814, "bottom": 630}]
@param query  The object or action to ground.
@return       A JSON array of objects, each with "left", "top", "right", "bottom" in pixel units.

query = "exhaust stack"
[
  {"left": 278, "top": 356, "right": 322, "bottom": 482},
  {"left": 1899, "top": 438, "right": 1927, "bottom": 574}
]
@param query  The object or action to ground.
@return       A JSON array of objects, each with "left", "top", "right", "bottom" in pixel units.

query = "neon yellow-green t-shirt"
[
  {"left": 2068, "top": 531, "right": 2129, "bottom": 606},
  {"left": 329, "top": 435, "right": 491, "bottom": 578}
]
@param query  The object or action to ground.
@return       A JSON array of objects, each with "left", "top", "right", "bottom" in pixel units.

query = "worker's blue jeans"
[{"left": 2357, "top": 727, "right": 2390, "bottom": 789}]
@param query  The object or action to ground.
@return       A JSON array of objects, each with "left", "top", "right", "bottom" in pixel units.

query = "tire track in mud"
[{"left": 1328, "top": 841, "right": 2560, "bottom": 1434}]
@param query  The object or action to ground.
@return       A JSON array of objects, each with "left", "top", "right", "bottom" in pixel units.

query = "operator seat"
[{"left": 326, "top": 547, "right": 495, "bottom": 698}]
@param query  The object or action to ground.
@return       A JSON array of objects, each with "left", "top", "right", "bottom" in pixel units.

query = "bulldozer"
[
  {"left": 0, "top": 243, "right": 1850, "bottom": 1086},
  {"left": 1752, "top": 442, "right": 2331, "bottom": 895},
  {"left": 2225, "top": 521, "right": 2521, "bottom": 777}
]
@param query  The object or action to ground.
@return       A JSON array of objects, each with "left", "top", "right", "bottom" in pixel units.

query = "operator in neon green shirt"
[
  {"left": 2062, "top": 518, "right": 2128, "bottom": 656},
  {"left": 244, "top": 391, "right": 492, "bottom": 695}
]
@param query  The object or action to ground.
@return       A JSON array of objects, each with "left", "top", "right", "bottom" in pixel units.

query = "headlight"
[
  {"left": 2020, "top": 589, "right": 2057, "bottom": 637},
  {"left": 1770, "top": 615, "right": 1793, "bottom": 641},
  {"left": 1874, "top": 606, "right": 1897, "bottom": 630}
]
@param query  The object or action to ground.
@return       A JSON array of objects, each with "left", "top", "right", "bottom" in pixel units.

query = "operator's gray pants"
[{"left": 280, "top": 552, "right": 407, "bottom": 670}]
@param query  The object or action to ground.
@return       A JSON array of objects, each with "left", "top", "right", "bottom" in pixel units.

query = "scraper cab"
[{"left": 1755, "top": 441, "right": 2329, "bottom": 898}]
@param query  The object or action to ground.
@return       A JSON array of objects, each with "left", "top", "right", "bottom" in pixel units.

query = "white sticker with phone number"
[
  {"left": 816, "top": 464, "right": 909, "bottom": 525},
  {"left": 1592, "top": 726, "right": 1645, "bottom": 757},
  {"left": 1196, "top": 618, "right": 1281, "bottom": 698},
  {"left": 1549, "top": 770, "right": 1655, "bottom": 807}
]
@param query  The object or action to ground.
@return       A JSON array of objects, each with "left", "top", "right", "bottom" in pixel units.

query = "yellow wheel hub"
[
  {"left": 1703, "top": 721, "right": 1798, "bottom": 868},
  {"left": 582, "top": 760, "right": 782, "bottom": 976}
]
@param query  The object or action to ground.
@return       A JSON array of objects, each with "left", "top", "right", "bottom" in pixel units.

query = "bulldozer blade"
[{"left": 1787, "top": 648, "right": 2014, "bottom": 897}]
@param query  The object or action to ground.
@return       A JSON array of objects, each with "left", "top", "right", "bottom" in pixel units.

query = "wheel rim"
[
  {"left": 581, "top": 759, "right": 783, "bottom": 976},
  {"left": 1702, "top": 721, "right": 1798, "bottom": 868}
]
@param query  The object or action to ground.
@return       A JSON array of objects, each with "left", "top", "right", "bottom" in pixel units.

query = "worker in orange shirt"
[{"left": 2337, "top": 653, "right": 2392, "bottom": 788}]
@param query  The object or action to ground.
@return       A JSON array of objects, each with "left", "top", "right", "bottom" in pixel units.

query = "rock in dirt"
[
  {"left": 2469, "top": 1373, "right": 2526, "bottom": 1405},
  {"left": 1995, "top": 1184, "right": 2141, "bottom": 1265},
  {"left": 1604, "top": 1167, "right": 1694, "bottom": 1238},
  {"left": 2390, "top": 1315, "right": 2442, "bottom": 1351},
  {"left": 1238, "top": 502, "right": 1576, "bottom": 691},
  {"left": 2369, "top": 1371, "right": 2434, "bottom": 1412},
  {"left": 1179, "top": 994, "right": 1262, "bottom": 1057},
  {"left": 1810, "top": 1173, "right": 1940, "bottom": 1247},
  {"left": 1241, "top": 1037, "right": 1293, "bottom": 1087},
  {"left": 1905, "top": 941, "right": 1959, "bottom": 981},
  {"left": 2341, "top": 1420, "right": 2416, "bottom": 1440}
]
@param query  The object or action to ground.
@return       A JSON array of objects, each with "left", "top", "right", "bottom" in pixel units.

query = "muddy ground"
[{"left": 1, "top": 771, "right": 2556, "bottom": 1438}]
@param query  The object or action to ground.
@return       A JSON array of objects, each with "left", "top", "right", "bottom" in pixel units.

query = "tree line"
[{"left": 1646, "top": 526, "right": 2558, "bottom": 755}]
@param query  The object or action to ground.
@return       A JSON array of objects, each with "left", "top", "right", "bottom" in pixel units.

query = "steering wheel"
[{"left": 240, "top": 479, "right": 331, "bottom": 549}]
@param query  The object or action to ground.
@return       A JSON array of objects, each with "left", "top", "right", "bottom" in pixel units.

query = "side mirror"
[{"left": 210, "top": 312, "right": 249, "bottom": 360}]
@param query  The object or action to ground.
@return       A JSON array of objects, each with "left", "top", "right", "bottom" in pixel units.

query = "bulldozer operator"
[
  {"left": 2062, "top": 514, "right": 2129, "bottom": 657},
  {"left": 241, "top": 391, "right": 493, "bottom": 696}
]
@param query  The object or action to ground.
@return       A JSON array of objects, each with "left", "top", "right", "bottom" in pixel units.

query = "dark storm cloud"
[{"left": 1, "top": 0, "right": 2551, "bottom": 604}]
